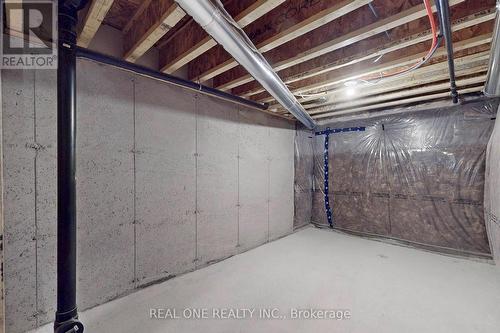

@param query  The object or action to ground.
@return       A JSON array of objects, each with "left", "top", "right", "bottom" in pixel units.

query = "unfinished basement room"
[{"left": 1, "top": 0, "right": 500, "bottom": 332}]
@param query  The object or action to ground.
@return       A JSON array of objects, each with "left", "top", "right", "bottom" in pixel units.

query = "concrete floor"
[{"left": 33, "top": 227, "right": 500, "bottom": 333}]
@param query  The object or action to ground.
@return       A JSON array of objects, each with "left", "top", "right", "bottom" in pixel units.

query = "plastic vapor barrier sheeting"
[
  {"left": 485, "top": 103, "right": 500, "bottom": 263},
  {"left": 295, "top": 99, "right": 500, "bottom": 257}
]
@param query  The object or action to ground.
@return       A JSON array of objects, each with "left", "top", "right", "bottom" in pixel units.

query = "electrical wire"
[
  {"left": 359, "top": 0, "right": 441, "bottom": 85},
  {"left": 359, "top": 36, "right": 443, "bottom": 85},
  {"left": 293, "top": 0, "right": 441, "bottom": 100}
]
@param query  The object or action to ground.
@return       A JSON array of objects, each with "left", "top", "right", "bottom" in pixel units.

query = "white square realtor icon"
[{"left": 1, "top": 0, "right": 57, "bottom": 69}]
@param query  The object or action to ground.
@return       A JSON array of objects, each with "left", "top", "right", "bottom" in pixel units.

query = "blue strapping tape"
[{"left": 315, "top": 126, "right": 365, "bottom": 227}]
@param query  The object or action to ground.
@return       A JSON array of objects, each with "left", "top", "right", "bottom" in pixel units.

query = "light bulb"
[{"left": 346, "top": 87, "right": 357, "bottom": 96}]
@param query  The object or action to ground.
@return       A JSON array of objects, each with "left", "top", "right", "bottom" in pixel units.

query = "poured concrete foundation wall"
[
  {"left": 1, "top": 60, "right": 294, "bottom": 333},
  {"left": 294, "top": 126, "right": 313, "bottom": 228},
  {"left": 0, "top": 67, "right": 4, "bottom": 331}
]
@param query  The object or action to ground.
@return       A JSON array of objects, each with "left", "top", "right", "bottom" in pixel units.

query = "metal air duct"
[
  {"left": 484, "top": 0, "right": 500, "bottom": 97},
  {"left": 174, "top": 0, "right": 317, "bottom": 129}
]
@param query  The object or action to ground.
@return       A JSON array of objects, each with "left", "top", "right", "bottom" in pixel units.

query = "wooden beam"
[
  {"left": 194, "top": 0, "right": 373, "bottom": 83},
  {"left": 235, "top": 0, "right": 286, "bottom": 27},
  {"left": 163, "top": 36, "right": 217, "bottom": 73},
  {"left": 122, "top": 0, "right": 152, "bottom": 34},
  {"left": 77, "top": 0, "right": 115, "bottom": 47},
  {"left": 4, "top": 1, "right": 24, "bottom": 40},
  {"left": 313, "top": 86, "right": 484, "bottom": 119},
  {"left": 160, "top": 0, "right": 286, "bottom": 74},
  {"left": 309, "top": 74, "right": 487, "bottom": 114},
  {"left": 123, "top": 1, "right": 185, "bottom": 62},
  {"left": 214, "top": 0, "right": 466, "bottom": 92},
  {"left": 296, "top": 34, "right": 491, "bottom": 95},
  {"left": 271, "top": 51, "right": 490, "bottom": 112},
  {"left": 241, "top": 7, "right": 496, "bottom": 98},
  {"left": 268, "top": 47, "right": 491, "bottom": 109},
  {"left": 259, "top": 33, "right": 492, "bottom": 103},
  {"left": 304, "top": 62, "right": 489, "bottom": 110}
]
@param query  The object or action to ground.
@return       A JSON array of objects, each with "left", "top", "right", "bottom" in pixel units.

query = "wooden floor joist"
[
  {"left": 309, "top": 75, "right": 487, "bottom": 115},
  {"left": 304, "top": 61, "right": 489, "bottom": 110},
  {"left": 313, "top": 86, "right": 484, "bottom": 119},
  {"left": 77, "top": 0, "right": 115, "bottom": 47},
  {"left": 235, "top": 0, "right": 287, "bottom": 27},
  {"left": 123, "top": 0, "right": 186, "bottom": 62},
  {"left": 122, "top": 0, "right": 153, "bottom": 34},
  {"left": 241, "top": 8, "right": 496, "bottom": 98},
  {"left": 160, "top": 0, "right": 286, "bottom": 74},
  {"left": 194, "top": 0, "right": 372, "bottom": 83},
  {"left": 258, "top": 33, "right": 492, "bottom": 103},
  {"left": 271, "top": 52, "right": 489, "bottom": 113},
  {"left": 214, "top": 0, "right": 466, "bottom": 92},
  {"left": 271, "top": 49, "right": 490, "bottom": 112}
]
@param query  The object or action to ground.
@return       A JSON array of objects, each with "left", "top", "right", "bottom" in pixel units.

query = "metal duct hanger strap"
[
  {"left": 315, "top": 127, "right": 366, "bottom": 227},
  {"left": 174, "top": 0, "right": 317, "bottom": 130}
]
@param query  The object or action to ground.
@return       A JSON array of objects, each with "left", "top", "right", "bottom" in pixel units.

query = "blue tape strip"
[
  {"left": 315, "top": 126, "right": 366, "bottom": 136},
  {"left": 315, "top": 126, "right": 366, "bottom": 228},
  {"left": 323, "top": 133, "right": 333, "bottom": 227}
]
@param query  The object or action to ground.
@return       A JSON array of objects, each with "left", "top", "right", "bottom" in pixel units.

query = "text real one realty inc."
[{"left": 150, "top": 308, "right": 351, "bottom": 320}]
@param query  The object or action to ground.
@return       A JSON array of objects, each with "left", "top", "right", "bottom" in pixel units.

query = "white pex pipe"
[{"left": 174, "top": 0, "right": 317, "bottom": 129}]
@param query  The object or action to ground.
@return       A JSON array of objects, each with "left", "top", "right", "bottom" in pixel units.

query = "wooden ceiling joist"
[
  {"left": 235, "top": 0, "right": 287, "bottom": 27},
  {"left": 159, "top": 0, "right": 286, "bottom": 74},
  {"left": 77, "top": 0, "right": 115, "bottom": 47},
  {"left": 304, "top": 61, "right": 489, "bottom": 110},
  {"left": 271, "top": 51, "right": 490, "bottom": 113},
  {"left": 213, "top": 0, "right": 466, "bottom": 92},
  {"left": 192, "top": 0, "right": 373, "bottom": 83},
  {"left": 123, "top": 0, "right": 185, "bottom": 62},
  {"left": 240, "top": 7, "right": 496, "bottom": 98},
  {"left": 122, "top": 0, "right": 153, "bottom": 34},
  {"left": 309, "top": 74, "right": 487, "bottom": 115},
  {"left": 258, "top": 33, "right": 492, "bottom": 103},
  {"left": 314, "top": 86, "right": 484, "bottom": 119}
]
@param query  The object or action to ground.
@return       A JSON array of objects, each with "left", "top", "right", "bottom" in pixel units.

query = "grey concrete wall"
[
  {"left": 134, "top": 74, "right": 197, "bottom": 284},
  {"left": 293, "top": 125, "right": 314, "bottom": 229},
  {"left": 196, "top": 93, "right": 239, "bottom": 266},
  {"left": 0, "top": 68, "right": 4, "bottom": 332},
  {"left": 3, "top": 69, "right": 42, "bottom": 333},
  {"left": 268, "top": 116, "right": 295, "bottom": 239},
  {"left": 76, "top": 61, "right": 136, "bottom": 309},
  {"left": 1, "top": 59, "right": 295, "bottom": 333}
]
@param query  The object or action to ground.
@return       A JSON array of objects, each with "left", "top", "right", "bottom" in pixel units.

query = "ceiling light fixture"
[
  {"left": 346, "top": 87, "right": 357, "bottom": 97},
  {"left": 344, "top": 80, "right": 358, "bottom": 87}
]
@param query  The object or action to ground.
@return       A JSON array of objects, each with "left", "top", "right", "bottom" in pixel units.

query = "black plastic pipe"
[
  {"left": 74, "top": 47, "right": 269, "bottom": 111},
  {"left": 55, "top": 1, "right": 86, "bottom": 332},
  {"left": 437, "top": 0, "right": 459, "bottom": 103}
]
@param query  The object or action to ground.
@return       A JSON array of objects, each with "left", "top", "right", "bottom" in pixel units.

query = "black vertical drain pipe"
[
  {"left": 55, "top": 1, "right": 88, "bottom": 332},
  {"left": 437, "top": 0, "right": 459, "bottom": 103}
]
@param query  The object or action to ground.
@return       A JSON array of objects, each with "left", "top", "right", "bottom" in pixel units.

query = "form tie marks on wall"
[
  {"left": 1, "top": 0, "right": 57, "bottom": 69},
  {"left": 150, "top": 307, "right": 352, "bottom": 320}
]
